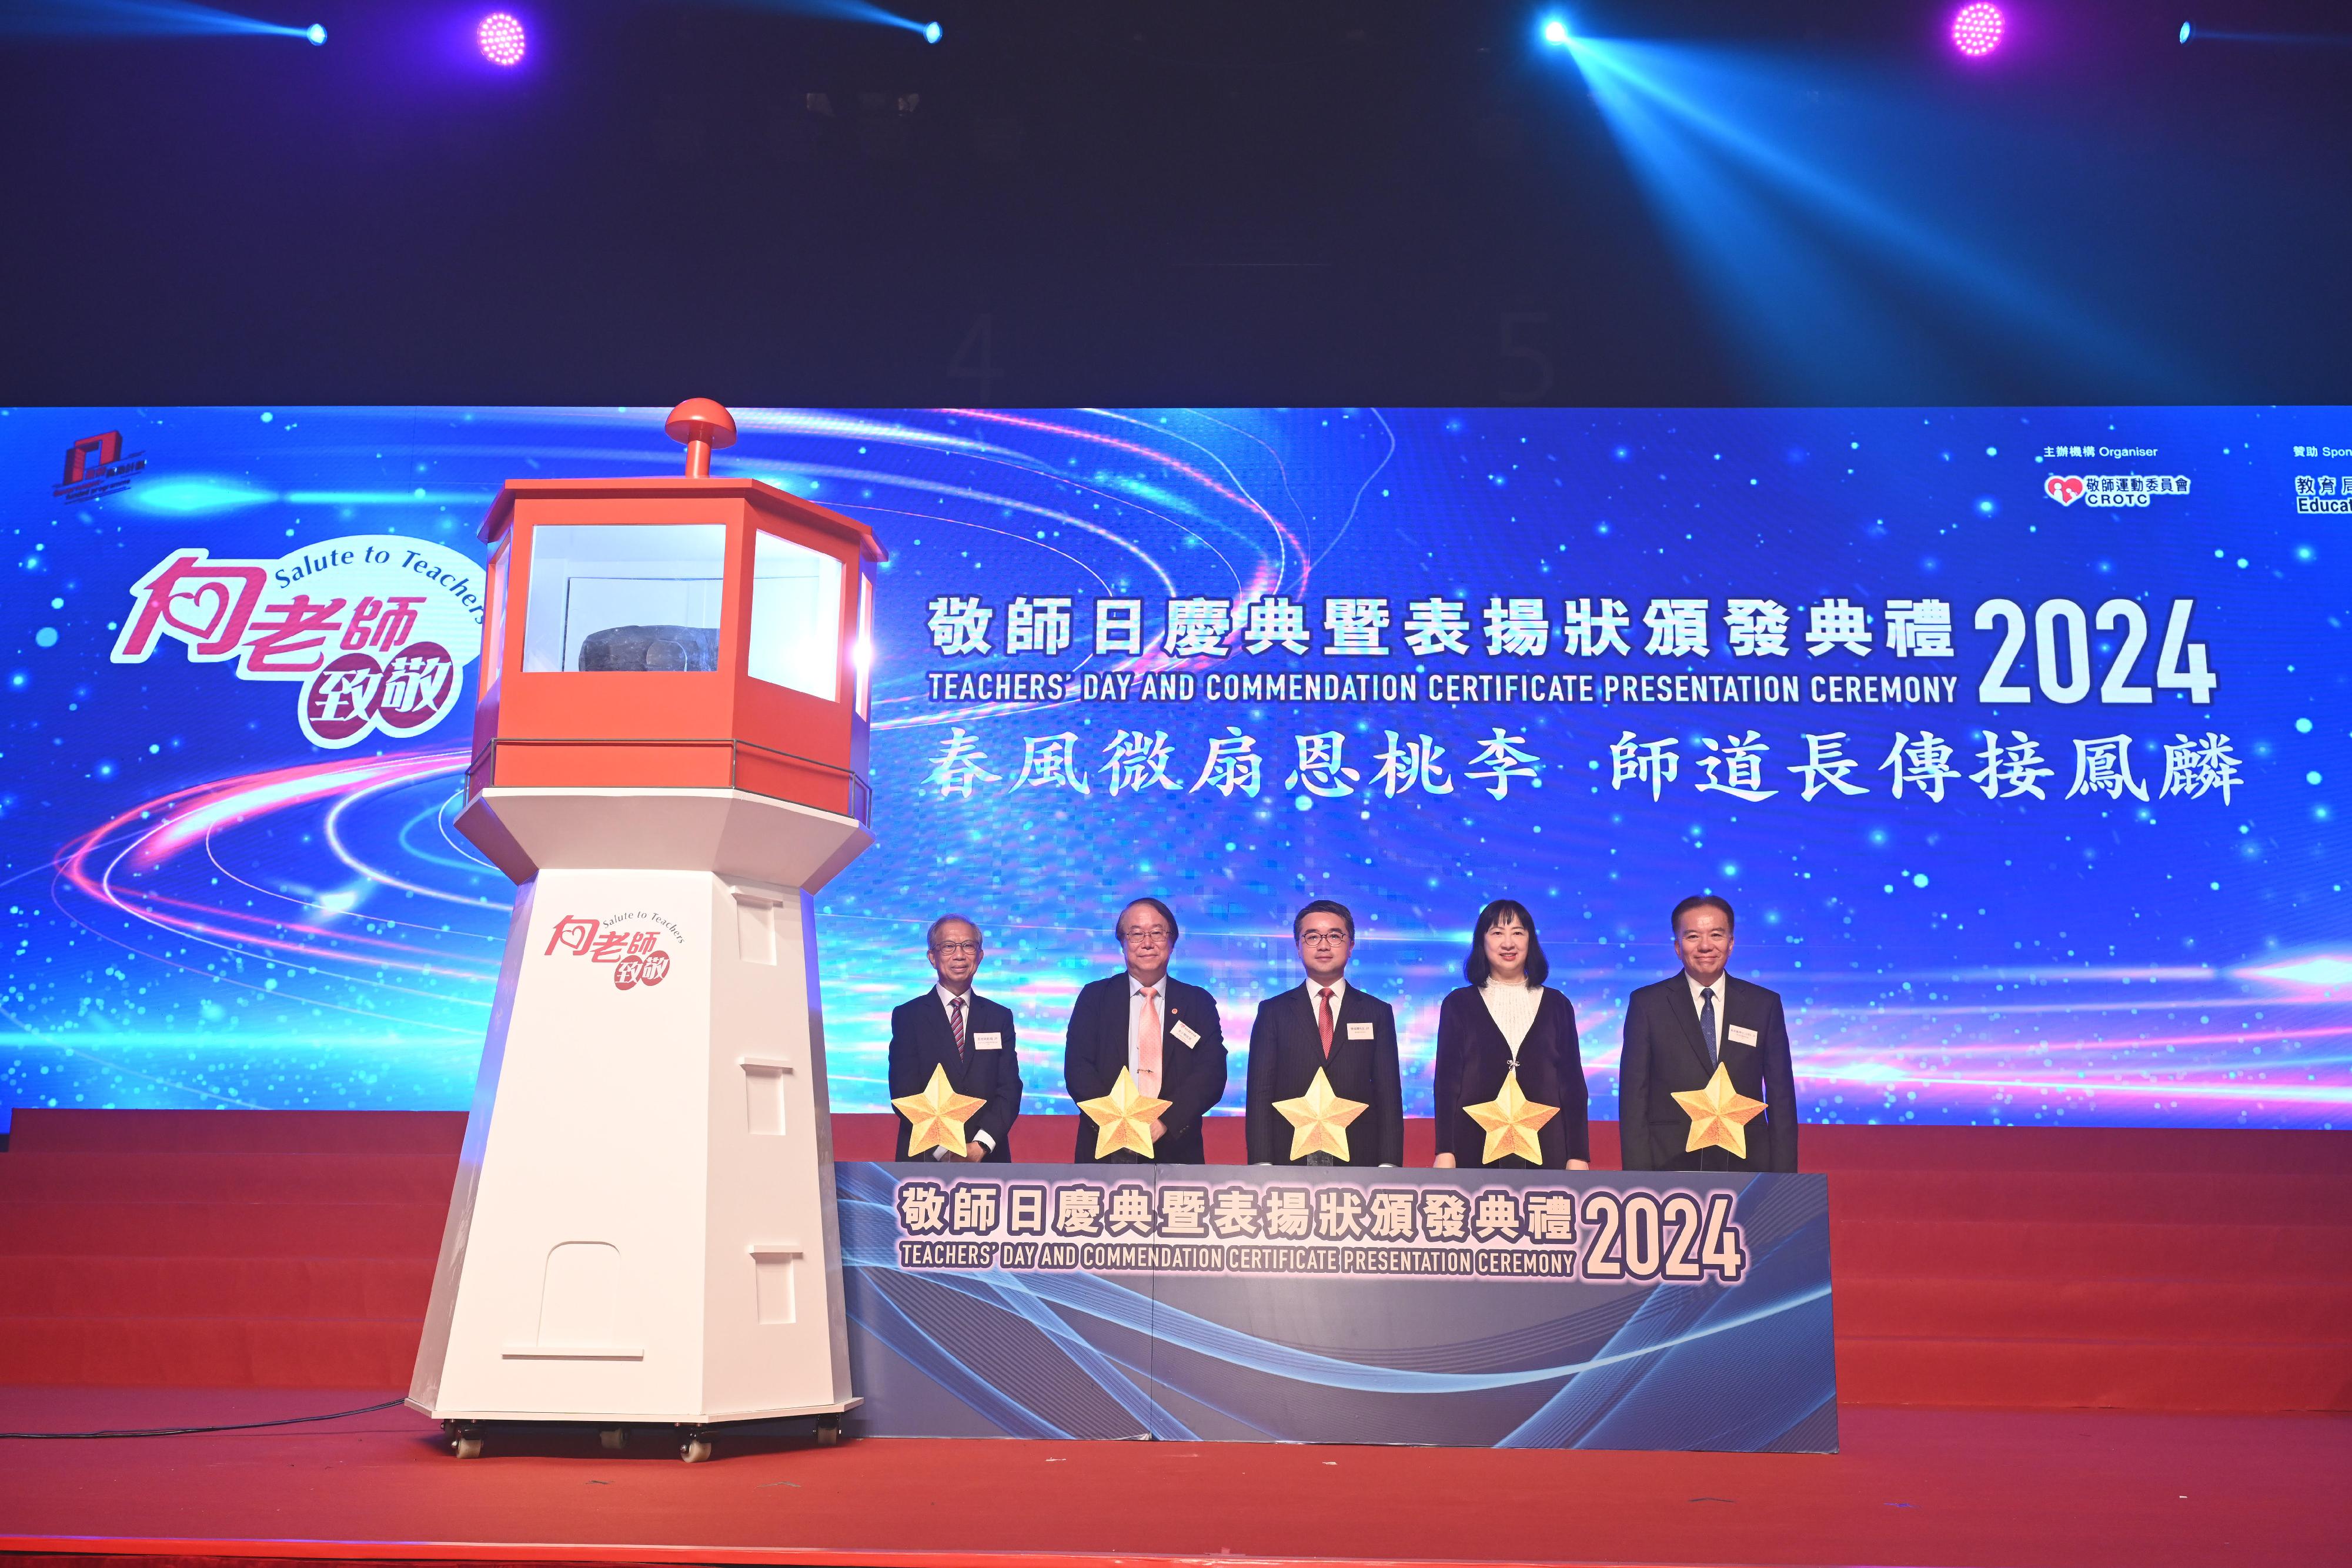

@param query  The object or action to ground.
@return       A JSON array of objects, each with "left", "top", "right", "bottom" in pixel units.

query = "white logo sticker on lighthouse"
[{"left": 111, "top": 534, "right": 486, "bottom": 750}]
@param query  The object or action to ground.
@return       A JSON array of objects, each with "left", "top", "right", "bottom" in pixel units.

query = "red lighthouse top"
[
  {"left": 664, "top": 398, "right": 736, "bottom": 477},
  {"left": 465, "top": 402, "right": 886, "bottom": 839}
]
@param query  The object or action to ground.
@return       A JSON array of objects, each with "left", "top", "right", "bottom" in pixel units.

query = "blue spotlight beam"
[
  {"left": 1, "top": 0, "right": 322, "bottom": 39},
  {"left": 2179, "top": 26, "right": 2352, "bottom": 45},
  {"left": 723, "top": 0, "right": 940, "bottom": 41},
  {"left": 1550, "top": 35, "right": 2184, "bottom": 399},
  {"left": 1553, "top": 40, "right": 1928, "bottom": 394}
]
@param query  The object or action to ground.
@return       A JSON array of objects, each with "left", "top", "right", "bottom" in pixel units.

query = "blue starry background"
[{"left": 2, "top": 404, "right": 2345, "bottom": 1132}]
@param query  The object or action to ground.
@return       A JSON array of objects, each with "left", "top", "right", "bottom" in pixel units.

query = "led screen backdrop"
[{"left": 2, "top": 404, "right": 2344, "bottom": 1134}]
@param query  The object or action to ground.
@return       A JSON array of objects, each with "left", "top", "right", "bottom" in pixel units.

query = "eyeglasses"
[
  {"left": 1297, "top": 930, "right": 1350, "bottom": 947},
  {"left": 1119, "top": 927, "right": 1172, "bottom": 944},
  {"left": 931, "top": 941, "right": 981, "bottom": 955}
]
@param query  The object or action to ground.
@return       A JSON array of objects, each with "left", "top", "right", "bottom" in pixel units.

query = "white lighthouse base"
[{"left": 409, "top": 831, "right": 860, "bottom": 1425}]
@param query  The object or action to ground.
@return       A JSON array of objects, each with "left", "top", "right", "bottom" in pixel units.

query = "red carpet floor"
[
  {"left": 2, "top": 1110, "right": 2346, "bottom": 1410},
  {"left": 2, "top": 1112, "right": 2348, "bottom": 1568},
  {"left": 2, "top": 1386, "right": 2348, "bottom": 1568}
]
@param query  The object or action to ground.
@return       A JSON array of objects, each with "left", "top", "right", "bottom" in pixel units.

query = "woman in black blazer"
[{"left": 1431, "top": 898, "right": 1591, "bottom": 1171}]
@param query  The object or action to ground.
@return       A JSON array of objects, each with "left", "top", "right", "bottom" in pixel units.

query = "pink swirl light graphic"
[{"left": 55, "top": 751, "right": 502, "bottom": 1020}]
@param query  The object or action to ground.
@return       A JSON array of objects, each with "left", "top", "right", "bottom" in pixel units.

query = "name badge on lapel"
[
  {"left": 973, "top": 1032, "right": 1003, "bottom": 1051},
  {"left": 1170, "top": 1019, "right": 1201, "bottom": 1047},
  {"left": 1726, "top": 1024, "right": 1758, "bottom": 1047},
  {"left": 1347, "top": 1021, "right": 1374, "bottom": 1039}
]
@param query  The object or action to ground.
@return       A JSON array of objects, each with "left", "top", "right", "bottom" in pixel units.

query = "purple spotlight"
[
  {"left": 1951, "top": 2, "right": 2004, "bottom": 56},
  {"left": 478, "top": 11, "right": 526, "bottom": 67}
]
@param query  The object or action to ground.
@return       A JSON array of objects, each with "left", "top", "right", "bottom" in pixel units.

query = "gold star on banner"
[
  {"left": 892, "top": 1064, "right": 988, "bottom": 1159},
  {"left": 1463, "top": 1067, "right": 1558, "bottom": 1165},
  {"left": 1273, "top": 1066, "right": 1369, "bottom": 1163},
  {"left": 1078, "top": 1066, "right": 1172, "bottom": 1160},
  {"left": 1673, "top": 1062, "right": 1769, "bottom": 1161}
]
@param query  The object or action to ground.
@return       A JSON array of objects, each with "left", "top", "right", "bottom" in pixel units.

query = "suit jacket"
[
  {"left": 1618, "top": 972, "right": 1800, "bottom": 1174},
  {"left": 887, "top": 989, "right": 1022, "bottom": 1163},
  {"left": 1244, "top": 982, "right": 1405, "bottom": 1167},
  {"left": 1431, "top": 985, "right": 1591, "bottom": 1169},
  {"left": 1064, "top": 972, "right": 1228, "bottom": 1164}
]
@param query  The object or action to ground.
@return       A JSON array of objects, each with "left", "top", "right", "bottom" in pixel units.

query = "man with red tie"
[
  {"left": 886, "top": 914, "right": 1023, "bottom": 1162},
  {"left": 1063, "top": 897, "right": 1228, "bottom": 1164},
  {"left": 1244, "top": 900, "right": 1404, "bottom": 1168}
]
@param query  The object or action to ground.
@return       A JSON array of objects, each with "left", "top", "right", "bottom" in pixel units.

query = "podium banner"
[{"left": 838, "top": 1162, "right": 1835, "bottom": 1451}]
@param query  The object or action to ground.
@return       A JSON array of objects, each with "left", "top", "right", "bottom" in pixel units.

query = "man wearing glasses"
[
  {"left": 1244, "top": 900, "right": 1404, "bottom": 1167},
  {"left": 1063, "top": 896, "right": 1228, "bottom": 1164},
  {"left": 887, "top": 914, "right": 1023, "bottom": 1162}
]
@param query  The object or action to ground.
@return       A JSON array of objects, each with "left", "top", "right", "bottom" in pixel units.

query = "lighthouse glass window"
[
  {"left": 522, "top": 524, "right": 727, "bottom": 673},
  {"left": 746, "top": 529, "right": 844, "bottom": 700}
]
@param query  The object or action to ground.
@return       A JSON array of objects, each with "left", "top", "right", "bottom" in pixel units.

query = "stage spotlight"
[
  {"left": 1951, "top": 2, "right": 2004, "bottom": 56},
  {"left": 923, "top": 19, "right": 940, "bottom": 43},
  {"left": 1, "top": 2, "right": 327, "bottom": 45},
  {"left": 1540, "top": 15, "right": 1572, "bottom": 48},
  {"left": 2175, "top": 22, "right": 2352, "bottom": 44},
  {"left": 478, "top": 11, "right": 526, "bottom": 66}
]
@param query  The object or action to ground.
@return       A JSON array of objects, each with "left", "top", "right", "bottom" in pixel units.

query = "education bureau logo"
[
  {"left": 52, "top": 429, "right": 149, "bottom": 503},
  {"left": 2037, "top": 443, "right": 2191, "bottom": 508},
  {"left": 2289, "top": 444, "right": 2352, "bottom": 513},
  {"left": 109, "top": 534, "right": 486, "bottom": 750}
]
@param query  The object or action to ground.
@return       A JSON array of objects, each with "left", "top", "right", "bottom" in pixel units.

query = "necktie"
[
  {"left": 1699, "top": 987, "right": 1718, "bottom": 1068},
  {"left": 1137, "top": 985, "right": 1162, "bottom": 1096},
  {"left": 1317, "top": 987, "right": 1335, "bottom": 1058},
  {"left": 949, "top": 995, "right": 967, "bottom": 1066}
]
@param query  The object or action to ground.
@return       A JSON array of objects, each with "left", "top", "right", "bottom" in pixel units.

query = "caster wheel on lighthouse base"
[
  {"left": 445, "top": 1422, "right": 485, "bottom": 1460},
  {"left": 600, "top": 1427, "right": 626, "bottom": 1451},
  {"left": 681, "top": 1432, "right": 714, "bottom": 1463},
  {"left": 814, "top": 1414, "right": 842, "bottom": 1447}
]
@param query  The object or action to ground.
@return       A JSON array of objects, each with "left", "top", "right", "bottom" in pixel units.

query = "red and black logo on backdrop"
[{"left": 54, "top": 430, "right": 147, "bottom": 502}]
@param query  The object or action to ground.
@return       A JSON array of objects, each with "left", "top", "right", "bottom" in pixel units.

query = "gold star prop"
[
  {"left": 1272, "top": 1066, "right": 1369, "bottom": 1163},
  {"left": 1078, "top": 1066, "right": 1172, "bottom": 1160},
  {"left": 892, "top": 1064, "right": 989, "bottom": 1158},
  {"left": 1673, "top": 1062, "right": 1769, "bottom": 1161},
  {"left": 1463, "top": 1067, "right": 1558, "bottom": 1165}
]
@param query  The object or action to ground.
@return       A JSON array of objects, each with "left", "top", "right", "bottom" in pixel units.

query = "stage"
[
  {"left": 11, "top": 0, "right": 2352, "bottom": 1553},
  {"left": 1, "top": 1110, "right": 2347, "bottom": 1566},
  {"left": 4, "top": 1112, "right": 2344, "bottom": 1411},
  {"left": 3, "top": 1389, "right": 2347, "bottom": 1568}
]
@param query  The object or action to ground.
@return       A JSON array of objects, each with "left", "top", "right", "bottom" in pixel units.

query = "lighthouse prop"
[{"left": 409, "top": 402, "right": 883, "bottom": 1461}]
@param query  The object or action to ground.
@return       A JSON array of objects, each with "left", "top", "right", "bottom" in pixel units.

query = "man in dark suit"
[
  {"left": 1619, "top": 895, "right": 1800, "bottom": 1173},
  {"left": 1064, "top": 896, "right": 1228, "bottom": 1164},
  {"left": 887, "top": 914, "right": 1022, "bottom": 1162},
  {"left": 1245, "top": 900, "right": 1404, "bottom": 1167}
]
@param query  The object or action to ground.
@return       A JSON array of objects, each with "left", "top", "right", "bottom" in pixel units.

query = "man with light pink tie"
[{"left": 1063, "top": 897, "right": 1229, "bottom": 1164}]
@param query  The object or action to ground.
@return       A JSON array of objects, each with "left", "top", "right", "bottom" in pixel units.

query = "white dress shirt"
[{"left": 932, "top": 982, "right": 994, "bottom": 1154}]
